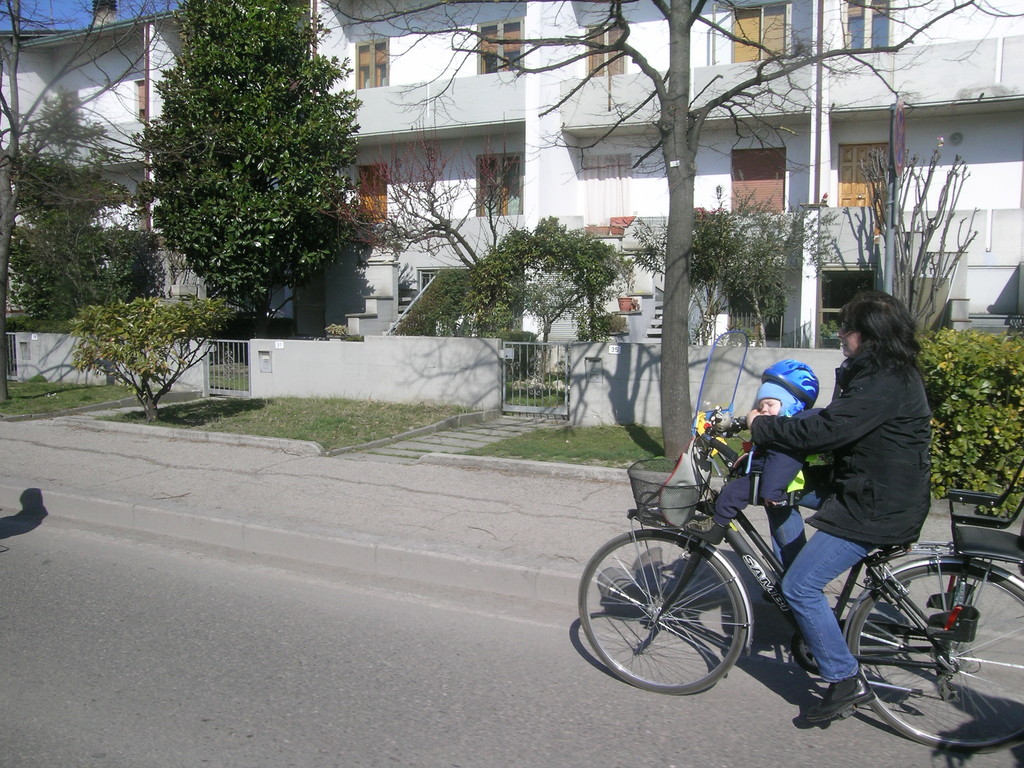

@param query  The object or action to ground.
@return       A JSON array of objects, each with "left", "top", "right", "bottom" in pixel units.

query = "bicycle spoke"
[
  {"left": 849, "top": 559, "right": 1024, "bottom": 749},
  {"left": 579, "top": 530, "right": 749, "bottom": 695}
]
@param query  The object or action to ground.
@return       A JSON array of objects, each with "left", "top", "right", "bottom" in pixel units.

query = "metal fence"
[
  {"left": 5, "top": 332, "right": 15, "bottom": 380},
  {"left": 207, "top": 339, "right": 250, "bottom": 396},
  {"left": 501, "top": 341, "right": 569, "bottom": 418},
  {"left": 729, "top": 313, "right": 784, "bottom": 347}
]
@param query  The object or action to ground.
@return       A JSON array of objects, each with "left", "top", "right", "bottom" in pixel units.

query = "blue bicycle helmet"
[{"left": 760, "top": 359, "right": 819, "bottom": 410}]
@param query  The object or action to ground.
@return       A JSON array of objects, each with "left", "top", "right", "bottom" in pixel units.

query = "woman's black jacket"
[{"left": 749, "top": 355, "right": 932, "bottom": 546}]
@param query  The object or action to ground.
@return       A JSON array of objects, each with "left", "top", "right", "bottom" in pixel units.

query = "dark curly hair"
[{"left": 838, "top": 290, "right": 920, "bottom": 374}]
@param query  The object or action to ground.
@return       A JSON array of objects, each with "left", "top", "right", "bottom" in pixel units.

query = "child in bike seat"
[{"left": 685, "top": 359, "right": 820, "bottom": 568}]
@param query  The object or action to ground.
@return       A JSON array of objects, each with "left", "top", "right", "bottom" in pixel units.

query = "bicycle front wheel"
[
  {"left": 847, "top": 557, "right": 1024, "bottom": 750},
  {"left": 578, "top": 529, "right": 750, "bottom": 695}
]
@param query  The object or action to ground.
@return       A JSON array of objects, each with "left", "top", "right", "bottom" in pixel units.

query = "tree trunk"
[
  {"left": 0, "top": 160, "right": 18, "bottom": 402},
  {"left": 659, "top": 10, "right": 697, "bottom": 461}
]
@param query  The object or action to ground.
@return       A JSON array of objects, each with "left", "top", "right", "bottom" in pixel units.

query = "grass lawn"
[
  {"left": 467, "top": 423, "right": 667, "bottom": 468},
  {"left": 112, "top": 397, "right": 472, "bottom": 452},
  {"left": 1, "top": 379, "right": 693, "bottom": 467},
  {"left": 0, "top": 379, "right": 134, "bottom": 416}
]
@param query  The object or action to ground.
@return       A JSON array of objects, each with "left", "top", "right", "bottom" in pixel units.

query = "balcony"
[
  {"left": 560, "top": 35, "right": 1024, "bottom": 135},
  {"left": 357, "top": 71, "right": 527, "bottom": 143},
  {"left": 830, "top": 35, "right": 1024, "bottom": 116}
]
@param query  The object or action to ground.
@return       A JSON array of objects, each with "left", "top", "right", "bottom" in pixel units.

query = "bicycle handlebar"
[{"left": 704, "top": 408, "right": 747, "bottom": 436}]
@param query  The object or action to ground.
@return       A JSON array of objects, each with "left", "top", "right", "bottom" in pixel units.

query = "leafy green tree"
[
  {"left": 634, "top": 205, "right": 742, "bottom": 344},
  {"left": 1, "top": 89, "right": 128, "bottom": 399},
  {"left": 724, "top": 201, "right": 835, "bottom": 345},
  {"left": 140, "top": 0, "right": 360, "bottom": 334},
  {"left": 11, "top": 154, "right": 162, "bottom": 321},
  {"left": 633, "top": 199, "right": 835, "bottom": 344},
  {"left": 393, "top": 269, "right": 473, "bottom": 337},
  {"left": 467, "top": 218, "right": 625, "bottom": 342},
  {"left": 71, "top": 297, "right": 233, "bottom": 422}
]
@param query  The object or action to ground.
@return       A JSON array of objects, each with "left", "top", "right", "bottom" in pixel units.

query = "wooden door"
[{"left": 838, "top": 143, "right": 886, "bottom": 207}]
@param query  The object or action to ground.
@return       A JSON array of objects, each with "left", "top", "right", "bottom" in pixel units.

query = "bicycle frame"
[{"left": 694, "top": 503, "right": 924, "bottom": 641}]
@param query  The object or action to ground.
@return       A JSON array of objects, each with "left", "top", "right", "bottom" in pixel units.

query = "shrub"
[
  {"left": 919, "top": 329, "right": 1024, "bottom": 504},
  {"left": 5, "top": 316, "right": 72, "bottom": 333},
  {"left": 394, "top": 269, "right": 472, "bottom": 337},
  {"left": 71, "top": 298, "right": 233, "bottom": 422}
]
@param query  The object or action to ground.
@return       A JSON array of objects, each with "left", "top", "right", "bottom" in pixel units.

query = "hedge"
[{"left": 919, "top": 329, "right": 1024, "bottom": 511}]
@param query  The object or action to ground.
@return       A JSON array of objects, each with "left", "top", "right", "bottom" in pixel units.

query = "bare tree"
[
  {"left": 362, "top": 135, "right": 522, "bottom": 267},
  {"left": 0, "top": 0, "right": 171, "bottom": 399},
  {"left": 335, "top": 0, "right": 1013, "bottom": 458},
  {"left": 866, "top": 149, "right": 977, "bottom": 328}
]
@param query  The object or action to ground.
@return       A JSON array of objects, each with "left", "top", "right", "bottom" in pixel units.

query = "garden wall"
[
  {"left": 247, "top": 336, "right": 504, "bottom": 410},
  {"left": 10, "top": 332, "right": 845, "bottom": 427},
  {"left": 7, "top": 332, "right": 206, "bottom": 391},
  {"left": 567, "top": 342, "right": 845, "bottom": 427}
]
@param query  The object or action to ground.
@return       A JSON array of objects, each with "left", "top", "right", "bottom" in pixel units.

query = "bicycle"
[{"left": 578, "top": 416, "right": 1024, "bottom": 751}]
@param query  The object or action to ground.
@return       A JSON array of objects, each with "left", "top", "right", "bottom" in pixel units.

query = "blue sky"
[{"left": 14, "top": 0, "right": 177, "bottom": 29}]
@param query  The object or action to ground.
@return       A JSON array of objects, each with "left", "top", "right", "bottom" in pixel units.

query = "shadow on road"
[{"left": 0, "top": 487, "right": 48, "bottom": 540}]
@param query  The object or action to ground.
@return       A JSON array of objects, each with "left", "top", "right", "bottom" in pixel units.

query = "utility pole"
[{"left": 883, "top": 97, "right": 906, "bottom": 293}]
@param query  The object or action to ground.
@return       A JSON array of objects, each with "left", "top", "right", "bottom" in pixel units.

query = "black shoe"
[
  {"left": 684, "top": 515, "right": 725, "bottom": 544},
  {"left": 806, "top": 669, "right": 875, "bottom": 723}
]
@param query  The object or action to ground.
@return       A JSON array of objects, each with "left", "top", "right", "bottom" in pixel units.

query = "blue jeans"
[
  {"left": 781, "top": 530, "right": 873, "bottom": 682},
  {"left": 715, "top": 477, "right": 807, "bottom": 569},
  {"left": 765, "top": 505, "right": 807, "bottom": 570}
]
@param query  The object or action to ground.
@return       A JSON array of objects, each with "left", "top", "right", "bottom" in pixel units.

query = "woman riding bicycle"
[{"left": 747, "top": 290, "right": 931, "bottom": 723}]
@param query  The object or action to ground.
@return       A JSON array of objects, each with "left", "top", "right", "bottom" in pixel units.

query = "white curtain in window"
[{"left": 583, "top": 154, "right": 631, "bottom": 226}]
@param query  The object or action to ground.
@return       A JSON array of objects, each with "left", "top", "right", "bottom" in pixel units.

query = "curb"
[
  {"left": 52, "top": 415, "right": 327, "bottom": 456},
  {"left": 0, "top": 390, "right": 204, "bottom": 422},
  {"left": 0, "top": 481, "right": 580, "bottom": 608},
  {"left": 421, "top": 452, "right": 627, "bottom": 483},
  {"left": 46, "top": 408, "right": 516, "bottom": 460}
]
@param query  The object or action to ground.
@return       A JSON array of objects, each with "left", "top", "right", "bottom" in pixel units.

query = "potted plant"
[
  {"left": 616, "top": 254, "right": 639, "bottom": 312},
  {"left": 325, "top": 323, "right": 348, "bottom": 339}
]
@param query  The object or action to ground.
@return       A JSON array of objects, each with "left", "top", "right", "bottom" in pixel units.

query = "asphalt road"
[{"left": 3, "top": 519, "right": 1022, "bottom": 768}]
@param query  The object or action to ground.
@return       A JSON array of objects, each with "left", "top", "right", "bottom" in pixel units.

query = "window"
[
  {"left": 357, "top": 41, "right": 388, "bottom": 89},
  {"left": 837, "top": 143, "right": 886, "bottom": 207},
  {"left": 479, "top": 20, "right": 522, "bottom": 74},
  {"left": 731, "top": 148, "right": 786, "bottom": 212},
  {"left": 819, "top": 269, "right": 875, "bottom": 345},
  {"left": 583, "top": 154, "right": 630, "bottom": 226},
  {"left": 846, "top": 0, "right": 889, "bottom": 48},
  {"left": 587, "top": 26, "right": 624, "bottom": 76},
  {"left": 733, "top": 4, "right": 788, "bottom": 63},
  {"left": 476, "top": 154, "right": 522, "bottom": 216},
  {"left": 418, "top": 268, "right": 439, "bottom": 291},
  {"left": 134, "top": 78, "right": 148, "bottom": 121},
  {"left": 358, "top": 164, "right": 388, "bottom": 222}
]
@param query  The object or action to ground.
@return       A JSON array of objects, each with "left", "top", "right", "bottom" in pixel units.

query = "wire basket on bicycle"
[{"left": 627, "top": 457, "right": 702, "bottom": 527}]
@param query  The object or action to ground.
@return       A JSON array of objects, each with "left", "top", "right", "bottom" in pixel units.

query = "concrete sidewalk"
[
  {"left": 0, "top": 415, "right": 635, "bottom": 607},
  {"left": 0, "top": 414, "right": 955, "bottom": 608}
]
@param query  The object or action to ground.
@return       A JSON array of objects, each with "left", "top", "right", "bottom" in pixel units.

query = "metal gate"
[
  {"left": 206, "top": 339, "right": 250, "bottom": 397},
  {"left": 5, "top": 332, "right": 15, "bottom": 380},
  {"left": 501, "top": 341, "right": 569, "bottom": 418}
]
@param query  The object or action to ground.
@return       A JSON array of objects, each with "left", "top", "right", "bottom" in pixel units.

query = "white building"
[{"left": 9, "top": 0, "right": 1024, "bottom": 343}]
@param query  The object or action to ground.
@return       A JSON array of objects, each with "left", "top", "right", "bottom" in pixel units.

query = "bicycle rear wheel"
[
  {"left": 847, "top": 557, "right": 1024, "bottom": 750},
  {"left": 578, "top": 529, "right": 750, "bottom": 695}
]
